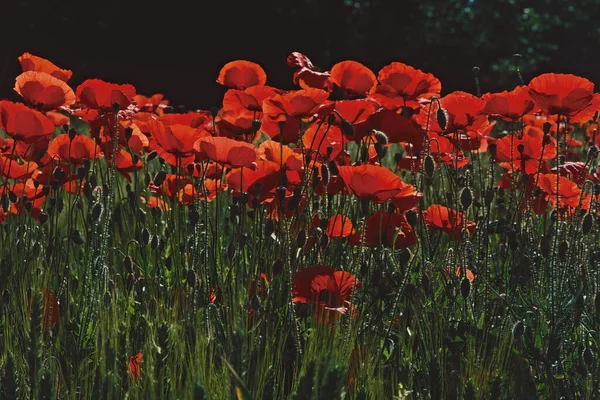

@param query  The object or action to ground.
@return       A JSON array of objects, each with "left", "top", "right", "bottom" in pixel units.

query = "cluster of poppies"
[{"left": 1, "top": 52, "right": 599, "bottom": 338}]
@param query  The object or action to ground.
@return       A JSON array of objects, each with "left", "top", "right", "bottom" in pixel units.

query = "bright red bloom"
[
  {"left": 0, "top": 156, "right": 38, "bottom": 180},
  {"left": 528, "top": 73, "right": 595, "bottom": 116},
  {"left": 47, "top": 134, "right": 103, "bottom": 164},
  {"left": 428, "top": 132, "right": 470, "bottom": 169},
  {"left": 311, "top": 213, "right": 355, "bottom": 238},
  {"left": 302, "top": 121, "right": 344, "bottom": 162},
  {"left": 76, "top": 79, "right": 136, "bottom": 112},
  {"left": 261, "top": 88, "right": 330, "bottom": 143},
  {"left": 142, "top": 195, "right": 169, "bottom": 211},
  {"left": 337, "top": 164, "right": 405, "bottom": 203},
  {"left": 330, "top": 61, "right": 377, "bottom": 97},
  {"left": 370, "top": 62, "right": 441, "bottom": 108},
  {"left": 45, "top": 111, "right": 70, "bottom": 127},
  {"left": 41, "top": 287, "right": 59, "bottom": 334},
  {"left": 226, "top": 159, "right": 281, "bottom": 199},
  {"left": 287, "top": 52, "right": 333, "bottom": 91},
  {"left": 134, "top": 93, "right": 168, "bottom": 113},
  {"left": 481, "top": 86, "right": 534, "bottom": 121},
  {"left": 445, "top": 266, "right": 476, "bottom": 283},
  {"left": 424, "top": 204, "right": 476, "bottom": 240},
  {"left": 494, "top": 126, "right": 556, "bottom": 174},
  {"left": 391, "top": 182, "right": 423, "bottom": 211},
  {"left": 127, "top": 352, "right": 143, "bottom": 381},
  {"left": 416, "top": 91, "right": 486, "bottom": 134},
  {"left": 147, "top": 114, "right": 209, "bottom": 164},
  {"left": 0, "top": 101, "right": 55, "bottom": 144},
  {"left": 177, "top": 180, "right": 227, "bottom": 205},
  {"left": 14, "top": 71, "right": 76, "bottom": 111},
  {"left": 292, "top": 265, "right": 361, "bottom": 324},
  {"left": 329, "top": 99, "right": 379, "bottom": 139},
  {"left": 349, "top": 210, "right": 416, "bottom": 249},
  {"left": 537, "top": 173, "right": 585, "bottom": 209},
  {"left": 217, "top": 60, "right": 267, "bottom": 89},
  {"left": 357, "top": 108, "right": 421, "bottom": 147},
  {"left": 195, "top": 136, "right": 258, "bottom": 169},
  {"left": 18, "top": 53, "right": 72, "bottom": 82}
]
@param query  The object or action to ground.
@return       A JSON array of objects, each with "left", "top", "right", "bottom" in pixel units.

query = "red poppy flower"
[
  {"left": 45, "top": 111, "right": 70, "bottom": 127},
  {"left": 14, "top": 71, "right": 76, "bottom": 111},
  {"left": 445, "top": 266, "right": 476, "bottom": 283},
  {"left": 370, "top": 62, "right": 441, "bottom": 109},
  {"left": 552, "top": 161, "right": 591, "bottom": 185},
  {"left": 217, "top": 60, "right": 267, "bottom": 89},
  {"left": 350, "top": 210, "right": 416, "bottom": 249},
  {"left": 292, "top": 265, "right": 361, "bottom": 324},
  {"left": 149, "top": 173, "right": 192, "bottom": 199},
  {"left": 142, "top": 195, "right": 169, "bottom": 211},
  {"left": 2, "top": 179, "right": 46, "bottom": 218},
  {"left": 329, "top": 99, "right": 379, "bottom": 138},
  {"left": 0, "top": 155, "right": 38, "bottom": 180},
  {"left": 494, "top": 126, "right": 556, "bottom": 174},
  {"left": 424, "top": 204, "right": 476, "bottom": 239},
  {"left": 261, "top": 88, "right": 330, "bottom": 143},
  {"left": 249, "top": 273, "right": 270, "bottom": 299},
  {"left": 195, "top": 136, "right": 258, "bottom": 169},
  {"left": 527, "top": 73, "right": 595, "bottom": 116},
  {"left": 226, "top": 159, "right": 281, "bottom": 199},
  {"left": 18, "top": 53, "right": 72, "bottom": 82},
  {"left": 147, "top": 115, "right": 209, "bottom": 164},
  {"left": 177, "top": 179, "right": 227, "bottom": 205},
  {"left": 76, "top": 79, "right": 136, "bottom": 112},
  {"left": 47, "top": 134, "right": 103, "bottom": 164},
  {"left": 111, "top": 148, "right": 143, "bottom": 177},
  {"left": 287, "top": 52, "right": 333, "bottom": 91},
  {"left": 41, "top": 287, "right": 60, "bottom": 334},
  {"left": 391, "top": 182, "right": 423, "bottom": 211},
  {"left": 302, "top": 121, "right": 344, "bottom": 162},
  {"left": 311, "top": 213, "right": 355, "bottom": 238},
  {"left": 356, "top": 108, "right": 421, "bottom": 147},
  {"left": 537, "top": 173, "right": 585, "bottom": 209},
  {"left": 330, "top": 61, "right": 377, "bottom": 97},
  {"left": 428, "top": 132, "right": 470, "bottom": 169},
  {"left": 222, "top": 85, "right": 281, "bottom": 117},
  {"left": 337, "top": 164, "right": 405, "bottom": 203},
  {"left": 134, "top": 93, "right": 168, "bottom": 113},
  {"left": 0, "top": 101, "right": 55, "bottom": 144},
  {"left": 481, "top": 86, "right": 535, "bottom": 121},
  {"left": 416, "top": 91, "right": 486, "bottom": 135},
  {"left": 127, "top": 352, "right": 143, "bottom": 381}
]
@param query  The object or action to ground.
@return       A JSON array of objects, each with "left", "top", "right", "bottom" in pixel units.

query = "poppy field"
[{"left": 1, "top": 51, "right": 600, "bottom": 399}]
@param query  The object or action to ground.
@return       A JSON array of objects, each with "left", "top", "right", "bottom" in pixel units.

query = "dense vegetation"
[{"left": 1, "top": 51, "right": 600, "bottom": 399}]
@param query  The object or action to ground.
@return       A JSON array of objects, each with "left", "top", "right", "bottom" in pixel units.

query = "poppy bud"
[
  {"left": 321, "top": 164, "right": 330, "bottom": 186},
  {"left": 540, "top": 235, "right": 552, "bottom": 257},
  {"left": 394, "top": 152, "right": 403, "bottom": 164},
  {"left": 124, "top": 256, "right": 134, "bottom": 273},
  {"left": 272, "top": 259, "right": 284, "bottom": 276},
  {"left": 340, "top": 118, "right": 355, "bottom": 137},
  {"left": 165, "top": 255, "right": 172, "bottom": 271},
  {"left": 53, "top": 166, "right": 66, "bottom": 182},
  {"left": 8, "top": 191, "right": 17, "bottom": 204},
  {"left": 436, "top": 107, "right": 447, "bottom": 131},
  {"left": 472, "top": 66, "right": 480, "bottom": 77},
  {"left": 582, "top": 213, "right": 593, "bottom": 234},
  {"left": 583, "top": 346, "right": 596, "bottom": 368},
  {"left": 147, "top": 151, "right": 158, "bottom": 162},
  {"left": 92, "top": 203, "right": 103, "bottom": 220},
  {"left": 461, "top": 277, "right": 470, "bottom": 298},
  {"left": 277, "top": 120, "right": 286, "bottom": 133},
  {"left": 112, "top": 102, "right": 120, "bottom": 113},
  {"left": 176, "top": 105, "right": 186, "bottom": 114},
  {"left": 304, "top": 153, "right": 312, "bottom": 164},
  {"left": 375, "top": 142, "right": 387, "bottom": 159},
  {"left": 558, "top": 240, "right": 568, "bottom": 261},
  {"left": 68, "top": 128, "right": 77, "bottom": 141},
  {"left": 153, "top": 171, "right": 167, "bottom": 186},
  {"left": 279, "top": 172, "right": 288, "bottom": 188},
  {"left": 71, "top": 230, "right": 84, "bottom": 245},
  {"left": 424, "top": 155, "right": 435, "bottom": 179},
  {"left": 319, "top": 233, "right": 329, "bottom": 250},
  {"left": 124, "top": 127, "right": 133, "bottom": 141},
  {"left": 265, "top": 219, "right": 275, "bottom": 237},
  {"left": 141, "top": 228, "right": 150, "bottom": 245},
  {"left": 189, "top": 209, "right": 200, "bottom": 226},
  {"left": 517, "top": 143, "right": 525, "bottom": 154},
  {"left": 327, "top": 114, "right": 336, "bottom": 126},
  {"left": 373, "top": 130, "right": 389, "bottom": 145},
  {"left": 406, "top": 209, "right": 418, "bottom": 227},
  {"left": 543, "top": 122, "right": 552, "bottom": 135},
  {"left": 251, "top": 119, "right": 262, "bottom": 134},
  {"left": 326, "top": 145, "right": 334, "bottom": 159},
  {"left": 275, "top": 186, "right": 287, "bottom": 205},
  {"left": 76, "top": 166, "right": 86, "bottom": 181},
  {"left": 38, "top": 211, "right": 48, "bottom": 225},
  {"left": 151, "top": 235, "right": 159, "bottom": 250},
  {"left": 460, "top": 188, "right": 472, "bottom": 210},
  {"left": 587, "top": 145, "right": 598, "bottom": 161}
]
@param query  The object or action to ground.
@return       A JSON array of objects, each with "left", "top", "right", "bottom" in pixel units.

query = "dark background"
[{"left": 4, "top": 0, "right": 600, "bottom": 110}]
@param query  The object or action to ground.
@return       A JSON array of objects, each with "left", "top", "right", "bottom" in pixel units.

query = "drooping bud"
[
  {"left": 582, "top": 212, "right": 594, "bottom": 234},
  {"left": 340, "top": 118, "right": 355, "bottom": 137},
  {"left": 153, "top": 170, "right": 167, "bottom": 186},
  {"left": 424, "top": 155, "right": 435, "bottom": 179},
  {"left": 436, "top": 107, "right": 447, "bottom": 131},
  {"left": 460, "top": 187, "right": 472, "bottom": 210},
  {"left": 373, "top": 130, "right": 388, "bottom": 145}
]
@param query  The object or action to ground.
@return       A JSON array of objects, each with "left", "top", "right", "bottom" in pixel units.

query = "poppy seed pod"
[
  {"left": 68, "top": 128, "right": 77, "bottom": 141},
  {"left": 327, "top": 114, "right": 336, "bottom": 126},
  {"left": 321, "top": 164, "right": 330, "bottom": 186},
  {"left": 251, "top": 119, "right": 262, "bottom": 134},
  {"left": 296, "top": 229, "right": 306, "bottom": 248},
  {"left": 517, "top": 143, "right": 525, "bottom": 154},
  {"left": 472, "top": 66, "right": 480, "bottom": 77},
  {"left": 38, "top": 211, "right": 48, "bottom": 225},
  {"left": 146, "top": 151, "right": 158, "bottom": 162},
  {"left": 153, "top": 171, "right": 167, "bottom": 186},
  {"left": 340, "top": 118, "right": 355, "bottom": 137},
  {"left": 436, "top": 107, "right": 447, "bottom": 131},
  {"left": 558, "top": 240, "right": 569, "bottom": 261},
  {"left": 400, "top": 106, "right": 414, "bottom": 119},
  {"left": 141, "top": 228, "right": 150, "bottom": 245},
  {"left": 112, "top": 102, "right": 120, "bottom": 113},
  {"left": 124, "top": 127, "right": 133, "bottom": 141},
  {"left": 209, "top": 107, "right": 219, "bottom": 118},
  {"left": 275, "top": 186, "right": 287, "bottom": 205},
  {"left": 587, "top": 145, "right": 598, "bottom": 161},
  {"left": 373, "top": 130, "right": 388, "bottom": 145},
  {"left": 328, "top": 161, "right": 339, "bottom": 176},
  {"left": 8, "top": 191, "right": 17, "bottom": 204},
  {"left": 461, "top": 277, "right": 470, "bottom": 298},
  {"left": 543, "top": 122, "right": 552, "bottom": 135},
  {"left": 424, "top": 155, "right": 435, "bottom": 179},
  {"left": 582, "top": 213, "right": 594, "bottom": 234},
  {"left": 53, "top": 166, "right": 66, "bottom": 182},
  {"left": 460, "top": 188, "right": 473, "bottom": 210},
  {"left": 405, "top": 209, "right": 418, "bottom": 227}
]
